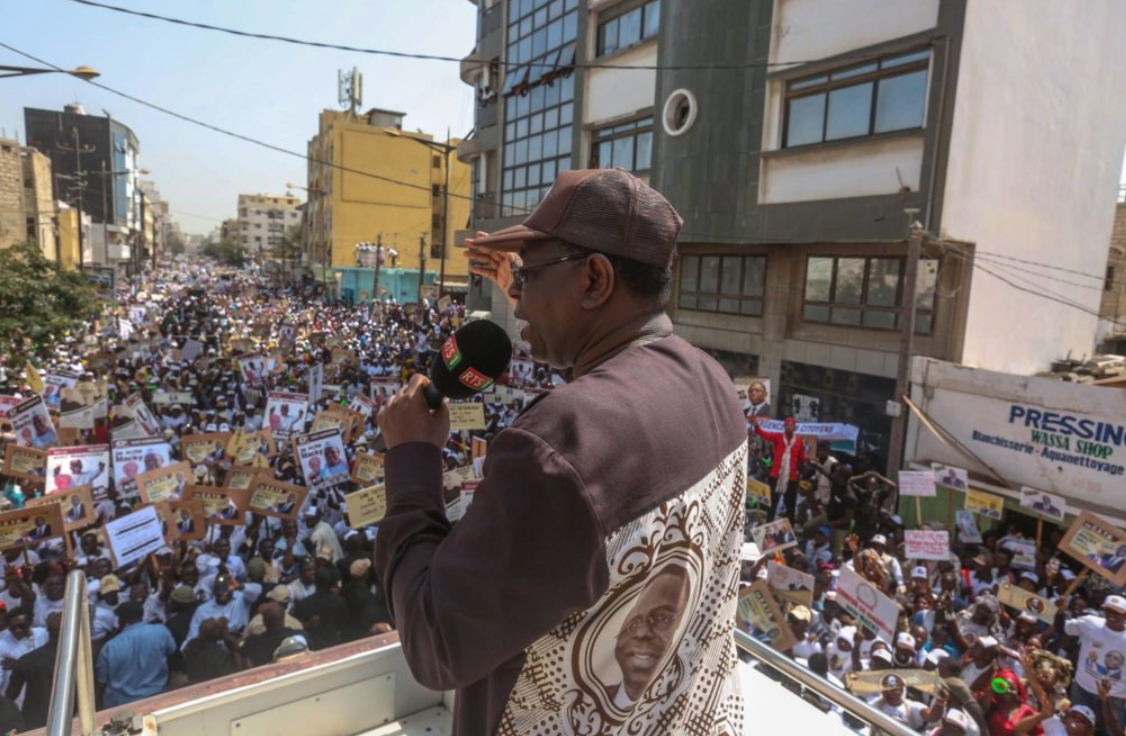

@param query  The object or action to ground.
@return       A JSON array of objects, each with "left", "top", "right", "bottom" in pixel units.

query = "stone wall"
[{"left": 0, "top": 138, "right": 27, "bottom": 249}]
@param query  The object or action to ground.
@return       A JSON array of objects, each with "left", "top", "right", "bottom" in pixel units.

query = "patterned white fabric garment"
[{"left": 498, "top": 442, "right": 747, "bottom": 736}]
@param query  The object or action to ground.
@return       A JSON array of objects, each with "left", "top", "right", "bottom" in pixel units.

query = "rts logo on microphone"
[
  {"left": 441, "top": 335, "right": 462, "bottom": 370},
  {"left": 458, "top": 367, "right": 494, "bottom": 392}
]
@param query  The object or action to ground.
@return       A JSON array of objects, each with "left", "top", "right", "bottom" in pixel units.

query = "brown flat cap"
[{"left": 471, "top": 168, "right": 683, "bottom": 268}]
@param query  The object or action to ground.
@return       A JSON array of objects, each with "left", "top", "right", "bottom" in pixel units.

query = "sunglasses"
[{"left": 510, "top": 254, "right": 587, "bottom": 289}]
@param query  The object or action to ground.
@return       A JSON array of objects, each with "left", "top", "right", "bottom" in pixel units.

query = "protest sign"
[
  {"left": 45, "top": 445, "right": 109, "bottom": 498},
  {"left": 899, "top": 470, "right": 937, "bottom": 498},
  {"left": 448, "top": 402, "right": 487, "bottom": 431},
  {"left": 746, "top": 478, "right": 772, "bottom": 506},
  {"left": 237, "top": 352, "right": 268, "bottom": 384},
  {"left": 185, "top": 486, "right": 249, "bottom": 526},
  {"left": 223, "top": 466, "right": 263, "bottom": 491},
  {"left": 112, "top": 438, "right": 174, "bottom": 497},
  {"left": 11, "top": 396, "right": 57, "bottom": 449},
  {"left": 163, "top": 499, "right": 205, "bottom": 542},
  {"left": 180, "top": 339, "right": 204, "bottom": 362},
  {"left": 136, "top": 461, "right": 192, "bottom": 505},
  {"left": 460, "top": 480, "right": 479, "bottom": 517},
  {"left": 1019, "top": 487, "right": 1067, "bottom": 523},
  {"left": 42, "top": 370, "right": 79, "bottom": 409},
  {"left": 181, "top": 433, "right": 231, "bottom": 465},
  {"left": 1001, "top": 537, "right": 1037, "bottom": 569},
  {"left": 328, "top": 405, "right": 365, "bottom": 439},
  {"left": 308, "top": 363, "right": 325, "bottom": 402},
  {"left": 737, "top": 580, "right": 796, "bottom": 652},
  {"left": 0, "top": 395, "right": 23, "bottom": 424},
  {"left": 932, "top": 463, "right": 969, "bottom": 491},
  {"left": 955, "top": 510, "right": 983, "bottom": 544},
  {"left": 767, "top": 561, "right": 815, "bottom": 609},
  {"left": 1060, "top": 511, "right": 1126, "bottom": 586},
  {"left": 295, "top": 429, "right": 350, "bottom": 492},
  {"left": 264, "top": 392, "right": 309, "bottom": 440},
  {"left": 123, "top": 393, "right": 161, "bottom": 438},
  {"left": 104, "top": 505, "right": 166, "bottom": 568},
  {"left": 835, "top": 565, "right": 899, "bottom": 643},
  {"left": 225, "top": 430, "right": 276, "bottom": 466},
  {"left": 27, "top": 485, "right": 95, "bottom": 533},
  {"left": 754, "top": 419, "right": 860, "bottom": 451},
  {"left": 751, "top": 518, "right": 797, "bottom": 554},
  {"left": 310, "top": 411, "right": 352, "bottom": 443},
  {"left": 998, "top": 582, "right": 1057, "bottom": 624},
  {"left": 740, "top": 542, "right": 763, "bottom": 563},
  {"left": 348, "top": 393, "right": 377, "bottom": 420},
  {"left": 846, "top": 670, "right": 942, "bottom": 697},
  {"left": 151, "top": 391, "right": 194, "bottom": 406},
  {"left": 735, "top": 376, "right": 772, "bottom": 418},
  {"left": 904, "top": 530, "right": 950, "bottom": 561},
  {"left": 351, "top": 452, "right": 384, "bottom": 485},
  {"left": 345, "top": 484, "right": 387, "bottom": 529},
  {"left": 58, "top": 392, "right": 95, "bottom": 430},
  {"left": 3, "top": 445, "right": 46, "bottom": 483},
  {"left": 246, "top": 477, "right": 308, "bottom": 521},
  {"left": 0, "top": 504, "right": 64, "bottom": 551},
  {"left": 370, "top": 378, "right": 401, "bottom": 399},
  {"left": 966, "top": 488, "right": 1005, "bottom": 520}
]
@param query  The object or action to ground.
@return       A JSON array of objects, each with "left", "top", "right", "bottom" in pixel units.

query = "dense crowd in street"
[{"left": 0, "top": 259, "right": 550, "bottom": 732}]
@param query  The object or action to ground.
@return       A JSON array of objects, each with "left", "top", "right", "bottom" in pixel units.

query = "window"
[
  {"left": 432, "top": 184, "right": 442, "bottom": 197},
  {"left": 433, "top": 155, "right": 441, "bottom": 169},
  {"left": 802, "top": 256, "right": 937, "bottom": 333},
  {"left": 1107, "top": 266, "right": 1116, "bottom": 292},
  {"left": 596, "top": 0, "right": 660, "bottom": 57},
  {"left": 678, "top": 255, "right": 766, "bottom": 316},
  {"left": 783, "top": 49, "right": 930, "bottom": 148},
  {"left": 590, "top": 117, "right": 653, "bottom": 172}
]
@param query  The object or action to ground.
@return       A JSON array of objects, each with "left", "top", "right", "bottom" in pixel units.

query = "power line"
[
  {"left": 0, "top": 41, "right": 533, "bottom": 216},
  {"left": 63, "top": 0, "right": 849, "bottom": 72},
  {"left": 971, "top": 250, "right": 1125, "bottom": 292},
  {"left": 974, "top": 249, "right": 1107, "bottom": 281}
]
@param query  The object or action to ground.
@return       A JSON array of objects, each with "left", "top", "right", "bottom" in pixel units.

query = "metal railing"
[
  {"left": 46, "top": 570, "right": 97, "bottom": 736},
  {"left": 733, "top": 630, "right": 918, "bottom": 736}
]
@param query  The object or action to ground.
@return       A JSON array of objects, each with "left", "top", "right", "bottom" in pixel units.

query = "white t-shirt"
[
  {"left": 1065, "top": 614, "right": 1126, "bottom": 697},
  {"left": 816, "top": 456, "right": 838, "bottom": 506},
  {"left": 871, "top": 697, "right": 930, "bottom": 730}
]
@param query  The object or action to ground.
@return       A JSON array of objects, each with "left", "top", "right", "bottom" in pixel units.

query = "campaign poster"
[
  {"left": 123, "top": 393, "right": 161, "bottom": 438},
  {"left": 225, "top": 430, "right": 276, "bottom": 466},
  {"left": 955, "top": 509, "right": 983, "bottom": 544},
  {"left": 181, "top": 433, "right": 232, "bottom": 466},
  {"left": 329, "top": 405, "right": 365, "bottom": 439},
  {"left": 746, "top": 478, "right": 772, "bottom": 506},
  {"left": 933, "top": 463, "right": 969, "bottom": 491},
  {"left": 1001, "top": 537, "right": 1038, "bottom": 570},
  {"left": 3, "top": 445, "right": 46, "bottom": 483},
  {"left": 180, "top": 339, "right": 204, "bottom": 362},
  {"left": 351, "top": 452, "right": 384, "bottom": 485},
  {"left": 166, "top": 499, "right": 206, "bottom": 542},
  {"left": 185, "top": 486, "right": 249, "bottom": 527},
  {"left": 766, "top": 561, "right": 815, "bottom": 610},
  {"left": 41, "top": 370, "right": 80, "bottom": 409},
  {"left": 26, "top": 485, "right": 95, "bottom": 533},
  {"left": 238, "top": 352, "right": 268, "bottom": 385},
  {"left": 736, "top": 580, "right": 796, "bottom": 652},
  {"left": 348, "top": 393, "right": 377, "bottom": 421},
  {"left": 460, "top": 479, "right": 479, "bottom": 517},
  {"left": 735, "top": 376, "right": 772, "bottom": 418},
  {"left": 223, "top": 466, "right": 263, "bottom": 491},
  {"left": 58, "top": 388, "right": 95, "bottom": 430},
  {"left": 0, "top": 504, "right": 64, "bottom": 551},
  {"left": 509, "top": 358, "right": 534, "bottom": 385},
  {"left": 449, "top": 403, "right": 487, "bottom": 432},
  {"left": 966, "top": 488, "right": 1005, "bottom": 520},
  {"left": 835, "top": 565, "right": 899, "bottom": 643},
  {"left": 246, "top": 477, "right": 308, "bottom": 521},
  {"left": 369, "top": 378, "right": 401, "bottom": 401},
  {"left": 904, "top": 530, "right": 951, "bottom": 561},
  {"left": 11, "top": 396, "right": 58, "bottom": 449},
  {"left": 998, "top": 582, "right": 1057, "bottom": 625},
  {"left": 264, "top": 392, "right": 309, "bottom": 441},
  {"left": 310, "top": 411, "right": 352, "bottom": 444},
  {"left": 0, "top": 395, "right": 24, "bottom": 424},
  {"left": 899, "top": 470, "right": 937, "bottom": 498},
  {"left": 103, "top": 505, "right": 165, "bottom": 568},
  {"left": 345, "top": 484, "right": 387, "bottom": 529},
  {"left": 1060, "top": 511, "right": 1126, "bottom": 586},
  {"left": 151, "top": 391, "right": 194, "bottom": 406},
  {"left": 112, "top": 438, "right": 174, "bottom": 497},
  {"left": 1019, "top": 487, "right": 1067, "bottom": 523},
  {"left": 136, "top": 461, "right": 192, "bottom": 505},
  {"left": 751, "top": 518, "right": 797, "bottom": 554},
  {"left": 295, "top": 429, "right": 350, "bottom": 492},
  {"left": 308, "top": 362, "right": 324, "bottom": 402},
  {"left": 45, "top": 445, "right": 110, "bottom": 498}
]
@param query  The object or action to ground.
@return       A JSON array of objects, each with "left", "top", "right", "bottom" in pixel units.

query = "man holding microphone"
[{"left": 375, "top": 169, "right": 746, "bottom": 736}]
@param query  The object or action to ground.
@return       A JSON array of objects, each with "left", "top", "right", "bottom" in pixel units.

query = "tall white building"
[{"left": 237, "top": 193, "right": 302, "bottom": 261}]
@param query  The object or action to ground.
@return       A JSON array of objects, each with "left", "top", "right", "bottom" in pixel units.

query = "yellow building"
[
  {"left": 56, "top": 205, "right": 84, "bottom": 269},
  {"left": 305, "top": 108, "right": 472, "bottom": 293}
]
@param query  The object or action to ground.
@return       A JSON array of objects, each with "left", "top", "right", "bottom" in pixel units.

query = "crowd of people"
[
  {"left": 0, "top": 260, "right": 552, "bottom": 732},
  {"left": 741, "top": 414, "right": 1125, "bottom": 736}
]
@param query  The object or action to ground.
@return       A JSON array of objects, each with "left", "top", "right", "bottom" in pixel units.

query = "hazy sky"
[{"left": 0, "top": 0, "right": 478, "bottom": 235}]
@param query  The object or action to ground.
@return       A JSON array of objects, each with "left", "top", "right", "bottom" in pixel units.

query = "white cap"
[
  {"left": 976, "top": 635, "right": 999, "bottom": 649},
  {"left": 837, "top": 626, "right": 857, "bottom": 642},
  {"left": 911, "top": 566, "right": 928, "bottom": 579},
  {"left": 1018, "top": 611, "right": 1039, "bottom": 624},
  {"left": 926, "top": 649, "right": 950, "bottom": 665},
  {"left": 1020, "top": 571, "right": 1040, "bottom": 585},
  {"left": 1104, "top": 595, "right": 1126, "bottom": 613},
  {"left": 1070, "top": 705, "right": 1096, "bottom": 725},
  {"left": 943, "top": 709, "right": 971, "bottom": 731},
  {"left": 895, "top": 632, "right": 916, "bottom": 649},
  {"left": 871, "top": 534, "right": 887, "bottom": 545},
  {"left": 871, "top": 648, "right": 893, "bottom": 663}
]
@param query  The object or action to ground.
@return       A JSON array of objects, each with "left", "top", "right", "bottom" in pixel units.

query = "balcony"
[{"left": 460, "top": 48, "right": 484, "bottom": 85}]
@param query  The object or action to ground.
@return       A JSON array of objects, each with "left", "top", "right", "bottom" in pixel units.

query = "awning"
[{"left": 437, "top": 275, "right": 470, "bottom": 292}]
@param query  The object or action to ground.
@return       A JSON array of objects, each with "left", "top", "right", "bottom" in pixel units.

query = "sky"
[{"left": 0, "top": 0, "right": 478, "bottom": 235}]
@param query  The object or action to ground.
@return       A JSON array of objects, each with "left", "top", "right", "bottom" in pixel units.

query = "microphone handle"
[{"left": 371, "top": 383, "right": 446, "bottom": 453}]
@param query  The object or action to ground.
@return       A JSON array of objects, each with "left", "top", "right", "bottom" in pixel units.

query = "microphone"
[{"left": 374, "top": 320, "right": 512, "bottom": 450}]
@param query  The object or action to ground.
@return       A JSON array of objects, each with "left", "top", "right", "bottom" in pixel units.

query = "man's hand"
[
  {"left": 466, "top": 232, "right": 520, "bottom": 308},
  {"left": 377, "top": 374, "right": 450, "bottom": 450}
]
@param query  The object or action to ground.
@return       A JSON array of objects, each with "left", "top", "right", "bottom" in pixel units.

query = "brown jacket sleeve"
[{"left": 374, "top": 428, "right": 609, "bottom": 690}]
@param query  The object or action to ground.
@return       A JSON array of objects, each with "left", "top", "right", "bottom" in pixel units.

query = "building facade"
[
  {"left": 237, "top": 193, "right": 302, "bottom": 265},
  {"left": 304, "top": 107, "right": 473, "bottom": 302},
  {"left": 1100, "top": 194, "right": 1126, "bottom": 354},
  {"left": 457, "top": 0, "right": 1126, "bottom": 465},
  {"left": 0, "top": 137, "right": 59, "bottom": 260}
]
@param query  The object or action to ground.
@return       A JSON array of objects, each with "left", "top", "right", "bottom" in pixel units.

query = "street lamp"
[{"left": 0, "top": 64, "right": 100, "bottom": 81}]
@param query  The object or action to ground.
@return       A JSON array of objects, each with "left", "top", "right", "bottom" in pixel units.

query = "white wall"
[
  {"left": 770, "top": 0, "right": 939, "bottom": 65},
  {"left": 761, "top": 135, "right": 923, "bottom": 203},
  {"left": 941, "top": 0, "right": 1126, "bottom": 374},
  {"left": 583, "top": 43, "right": 657, "bottom": 126}
]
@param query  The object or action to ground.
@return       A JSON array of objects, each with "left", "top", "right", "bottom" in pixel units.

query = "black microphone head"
[{"left": 430, "top": 320, "right": 513, "bottom": 399}]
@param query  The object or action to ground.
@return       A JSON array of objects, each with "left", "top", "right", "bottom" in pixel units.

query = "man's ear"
[{"left": 579, "top": 254, "right": 615, "bottom": 310}]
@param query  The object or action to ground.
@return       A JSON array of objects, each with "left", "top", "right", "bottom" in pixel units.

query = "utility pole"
[
  {"left": 418, "top": 234, "right": 427, "bottom": 323},
  {"left": 437, "top": 127, "right": 451, "bottom": 299},
  {"left": 372, "top": 233, "right": 383, "bottom": 320},
  {"left": 886, "top": 215, "right": 923, "bottom": 503},
  {"left": 57, "top": 126, "right": 95, "bottom": 269}
]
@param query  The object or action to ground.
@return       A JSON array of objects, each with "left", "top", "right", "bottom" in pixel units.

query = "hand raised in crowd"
[{"left": 1099, "top": 678, "right": 1113, "bottom": 702}]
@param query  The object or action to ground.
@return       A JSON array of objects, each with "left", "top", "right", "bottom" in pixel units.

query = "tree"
[
  {"left": 202, "top": 237, "right": 246, "bottom": 267},
  {"left": 272, "top": 225, "right": 303, "bottom": 281},
  {"left": 0, "top": 242, "right": 99, "bottom": 368}
]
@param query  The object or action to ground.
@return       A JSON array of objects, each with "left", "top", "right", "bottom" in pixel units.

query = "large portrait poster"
[
  {"left": 185, "top": 486, "right": 248, "bottom": 527},
  {"left": 11, "top": 396, "right": 58, "bottom": 449},
  {"left": 112, "top": 438, "right": 174, "bottom": 497},
  {"left": 225, "top": 430, "right": 276, "bottom": 466},
  {"left": 41, "top": 370, "right": 80, "bottom": 409},
  {"left": 295, "top": 429, "right": 349, "bottom": 491},
  {"left": 310, "top": 412, "right": 352, "bottom": 444},
  {"left": 246, "top": 477, "right": 308, "bottom": 521},
  {"left": 735, "top": 376, "right": 772, "bottom": 418},
  {"left": 181, "top": 433, "right": 232, "bottom": 465},
  {"left": 3, "top": 445, "right": 47, "bottom": 483},
  {"left": 165, "top": 499, "right": 205, "bottom": 542},
  {"left": 136, "top": 461, "right": 192, "bottom": 505},
  {"left": 223, "top": 466, "right": 262, "bottom": 491},
  {"left": 45, "top": 445, "right": 110, "bottom": 499},
  {"left": 1061, "top": 511, "right": 1126, "bottom": 587},
  {"left": 237, "top": 352, "right": 268, "bottom": 384},
  {"left": 264, "top": 392, "right": 309, "bottom": 441},
  {"left": 26, "top": 485, "right": 95, "bottom": 533},
  {"left": 737, "top": 580, "right": 796, "bottom": 652},
  {"left": 0, "top": 504, "right": 64, "bottom": 551},
  {"left": 123, "top": 393, "right": 162, "bottom": 438},
  {"left": 351, "top": 452, "right": 384, "bottom": 485}
]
